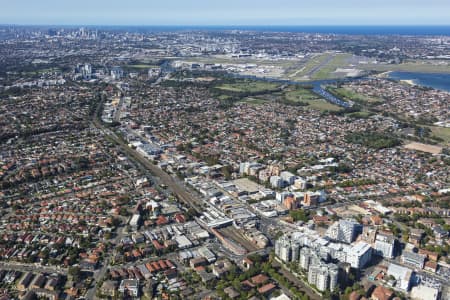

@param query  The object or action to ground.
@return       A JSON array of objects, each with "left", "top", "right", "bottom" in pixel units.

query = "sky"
[{"left": 0, "top": 0, "right": 449, "bottom": 26}]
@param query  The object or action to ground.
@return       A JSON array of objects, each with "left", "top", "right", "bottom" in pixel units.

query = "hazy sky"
[{"left": 1, "top": 0, "right": 449, "bottom": 26}]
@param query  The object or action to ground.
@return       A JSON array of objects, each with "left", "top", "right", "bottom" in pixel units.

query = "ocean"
[{"left": 387, "top": 72, "right": 450, "bottom": 92}]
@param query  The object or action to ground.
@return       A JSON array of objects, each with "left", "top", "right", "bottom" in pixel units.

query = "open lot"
[
  {"left": 284, "top": 88, "right": 342, "bottom": 111},
  {"left": 327, "top": 86, "right": 384, "bottom": 105},
  {"left": 334, "top": 205, "right": 371, "bottom": 218},
  {"left": 215, "top": 81, "right": 280, "bottom": 93},
  {"left": 404, "top": 142, "right": 443, "bottom": 154},
  {"left": 233, "top": 178, "right": 265, "bottom": 193},
  {"left": 125, "top": 64, "right": 160, "bottom": 69},
  {"left": 238, "top": 97, "right": 269, "bottom": 105}
]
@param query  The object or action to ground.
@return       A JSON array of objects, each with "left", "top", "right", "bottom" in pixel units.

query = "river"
[{"left": 161, "top": 61, "right": 450, "bottom": 107}]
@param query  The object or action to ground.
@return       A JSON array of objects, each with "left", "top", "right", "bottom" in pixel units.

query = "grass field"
[
  {"left": 238, "top": 97, "right": 269, "bottom": 105},
  {"left": 346, "top": 111, "right": 374, "bottom": 119},
  {"left": 215, "top": 81, "right": 280, "bottom": 93},
  {"left": 217, "top": 84, "right": 342, "bottom": 111},
  {"left": 303, "top": 99, "right": 342, "bottom": 112},
  {"left": 327, "top": 87, "right": 384, "bottom": 104},
  {"left": 284, "top": 88, "right": 319, "bottom": 101},
  {"left": 124, "top": 64, "right": 159, "bottom": 69},
  {"left": 284, "top": 88, "right": 342, "bottom": 111},
  {"left": 218, "top": 95, "right": 232, "bottom": 101},
  {"left": 428, "top": 126, "right": 450, "bottom": 146}
]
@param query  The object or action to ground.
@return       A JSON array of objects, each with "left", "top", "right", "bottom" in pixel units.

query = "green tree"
[{"left": 68, "top": 266, "right": 81, "bottom": 281}]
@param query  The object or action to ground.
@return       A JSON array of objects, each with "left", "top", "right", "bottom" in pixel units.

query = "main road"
[{"left": 85, "top": 223, "right": 126, "bottom": 300}]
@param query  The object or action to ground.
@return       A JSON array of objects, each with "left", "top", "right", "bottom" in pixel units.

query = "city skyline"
[{"left": 1, "top": 0, "right": 450, "bottom": 26}]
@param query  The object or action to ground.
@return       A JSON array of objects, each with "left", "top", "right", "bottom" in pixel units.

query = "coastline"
[
  {"left": 378, "top": 71, "right": 450, "bottom": 92},
  {"left": 400, "top": 79, "right": 416, "bottom": 86},
  {"left": 376, "top": 71, "right": 392, "bottom": 78}
]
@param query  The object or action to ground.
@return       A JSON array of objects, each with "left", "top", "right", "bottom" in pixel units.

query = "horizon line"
[{"left": 2, "top": 24, "right": 450, "bottom": 27}]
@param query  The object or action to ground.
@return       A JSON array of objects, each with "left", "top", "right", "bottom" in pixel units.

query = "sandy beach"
[{"left": 400, "top": 79, "right": 416, "bottom": 86}]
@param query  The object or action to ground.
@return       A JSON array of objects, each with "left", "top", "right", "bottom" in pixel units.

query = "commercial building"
[
  {"left": 280, "top": 171, "right": 296, "bottom": 185},
  {"left": 294, "top": 177, "right": 307, "bottom": 190},
  {"left": 148, "top": 67, "right": 161, "bottom": 79},
  {"left": 276, "top": 192, "right": 294, "bottom": 203},
  {"left": 239, "top": 162, "right": 264, "bottom": 176},
  {"left": 374, "top": 233, "right": 396, "bottom": 259},
  {"left": 136, "top": 143, "right": 162, "bottom": 158},
  {"left": 129, "top": 214, "right": 141, "bottom": 230},
  {"left": 174, "top": 235, "right": 193, "bottom": 249},
  {"left": 410, "top": 284, "right": 440, "bottom": 300},
  {"left": 197, "top": 246, "right": 216, "bottom": 263},
  {"left": 387, "top": 263, "right": 412, "bottom": 291},
  {"left": 283, "top": 196, "right": 300, "bottom": 210},
  {"left": 326, "top": 219, "right": 362, "bottom": 244},
  {"left": 361, "top": 227, "right": 377, "bottom": 243},
  {"left": 190, "top": 257, "right": 208, "bottom": 268},
  {"left": 111, "top": 66, "right": 123, "bottom": 80},
  {"left": 401, "top": 251, "right": 426, "bottom": 269},
  {"left": 303, "top": 192, "right": 318, "bottom": 207},
  {"left": 345, "top": 242, "right": 372, "bottom": 269},
  {"left": 270, "top": 176, "right": 284, "bottom": 189}
]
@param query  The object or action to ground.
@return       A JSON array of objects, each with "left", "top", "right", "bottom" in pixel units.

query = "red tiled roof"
[
  {"left": 257, "top": 283, "right": 276, "bottom": 294},
  {"left": 251, "top": 274, "right": 269, "bottom": 285}
]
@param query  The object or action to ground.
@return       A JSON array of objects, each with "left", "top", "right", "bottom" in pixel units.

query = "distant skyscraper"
[
  {"left": 81, "top": 63, "right": 92, "bottom": 80},
  {"left": 111, "top": 66, "right": 123, "bottom": 80}
]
